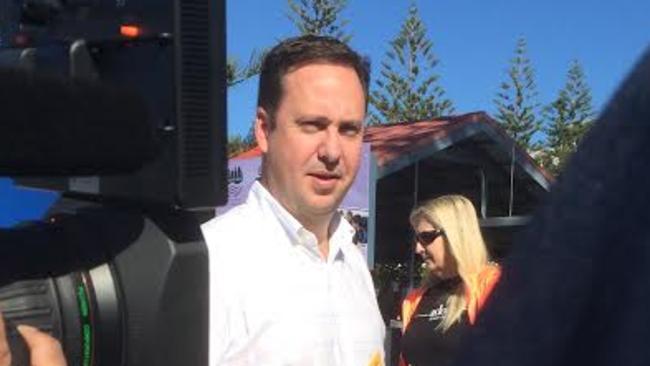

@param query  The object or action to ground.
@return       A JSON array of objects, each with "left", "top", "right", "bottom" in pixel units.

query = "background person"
[{"left": 399, "top": 195, "right": 501, "bottom": 366}]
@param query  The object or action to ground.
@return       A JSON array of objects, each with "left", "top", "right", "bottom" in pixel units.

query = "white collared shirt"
[{"left": 201, "top": 181, "right": 385, "bottom": 366}]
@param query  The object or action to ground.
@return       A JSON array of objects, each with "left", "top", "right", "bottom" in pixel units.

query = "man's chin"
[
  {"left": 305, "top": 196, "right": 343, "bottom": 215},
  {"left": 311, "top": 182, "right": 340, "bottom": 196},
  {"left": 310, "top": 177, "right": 353, "bottom": 196}
]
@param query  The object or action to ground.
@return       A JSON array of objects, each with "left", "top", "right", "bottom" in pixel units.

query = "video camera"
[{"left": 0, "top": 0, "right": 227, "bottom": 364}]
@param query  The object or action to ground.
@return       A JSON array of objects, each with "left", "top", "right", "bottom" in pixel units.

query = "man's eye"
[
  {"left": 340, "top": 124, "right": 361, "bottom": 137},
  {"left": 301, "top": 121, "right": 323, "bottom": 132}
]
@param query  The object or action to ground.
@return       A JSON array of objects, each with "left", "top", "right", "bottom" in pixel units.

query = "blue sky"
[
  {"left": 1, "top": 0, "right": 648, "bottom": 226},
  {"left": 227, "top": 0, "right": 649, "bottom": 137}
]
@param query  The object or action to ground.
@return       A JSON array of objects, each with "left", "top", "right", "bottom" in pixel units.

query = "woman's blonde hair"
[{"left": 409, "top": 194, "right": 490, "bottom": 332}]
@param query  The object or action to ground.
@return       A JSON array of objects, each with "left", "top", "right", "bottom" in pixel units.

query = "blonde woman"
[{"left": 399, "top": 195, "right": 501, "bottom": 366}]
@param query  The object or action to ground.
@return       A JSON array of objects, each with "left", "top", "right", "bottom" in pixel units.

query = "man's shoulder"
[
  {"left": 200, "top": 203, "right": 267, "bottom": 249},
  {"left": 339, "top": 241, "right": 371, "bottom": 275},
  {"left": 200, "top": 203, "right": 272, "bottom": 271},
  {"left": 201, "top": 203, "right": 257, "bottom": 234}
]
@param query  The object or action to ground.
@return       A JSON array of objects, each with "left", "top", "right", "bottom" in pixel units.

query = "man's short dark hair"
[{"left": 257, "top": 35, "right": 370, "bottom": 124}]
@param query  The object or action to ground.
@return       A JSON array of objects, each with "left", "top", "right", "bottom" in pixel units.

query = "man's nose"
[{"left": 318, "top": 129, "right": 342, "bottom": 167}]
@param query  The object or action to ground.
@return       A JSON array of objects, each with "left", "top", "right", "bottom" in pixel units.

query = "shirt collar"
[{"left": 248, "top": 181, "right": 354, "bottom": 262}]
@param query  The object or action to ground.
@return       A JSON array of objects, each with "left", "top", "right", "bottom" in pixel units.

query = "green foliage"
[
  {"left": 540, "top": 60, "right": 594, "bottom": 175},
  {"left": 229, "top": 0, "right": 351, "bottom": 90},
  {"left": 369, "top": 3, "right": 454, "bottom": 125},
  {"left": 287, "top": 0, "right": 351, "bottom": 42},
  {"left": 226, "top": 49, "right": 266, "bottom": 87},
  {"left": 227, "top": 134, "right": 256, "bottom": 158},
  {"left": 494, "top": 37, "right": 542, "bottom": 151},
  {"left": 371, "top": 262, "right": 410, "bottom": 293},
  {"left": 242, "top": 123, "right": 257, "bottom": 150}
]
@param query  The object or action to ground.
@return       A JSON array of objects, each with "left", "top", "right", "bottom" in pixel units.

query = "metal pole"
[
  {"left": 479, "top": 168, "right": 487, "bottom": 219},
  {"left": 408, "top": 161, "right": 420, "bottom": 290},
  {"left": 509, "top": 143, "right": 515, "bottom": 216}
]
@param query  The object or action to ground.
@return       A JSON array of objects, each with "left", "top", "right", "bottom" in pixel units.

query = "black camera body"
[
  {"left": 1, "top": 203, "right": 211, "bottom": 366},
  {"left": 0, "top": 0, "right": 227, "bottom": 364},
  {"left": 1, "top": 0, "right": 227, "bottom": 210}
]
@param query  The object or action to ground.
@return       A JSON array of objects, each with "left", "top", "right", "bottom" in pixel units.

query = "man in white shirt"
[{"left": 201, "top": 35, "right": 386, "bottom": 365}]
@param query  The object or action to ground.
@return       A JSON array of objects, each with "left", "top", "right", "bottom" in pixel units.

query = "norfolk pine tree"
[
  {"left": 287, "top": 0, "right": 351, "bottom": 42},
  {"left": 369, "top": 2, "right": 454, "bottom": 124},
  {"left": 227, "top": 135, "right": 249, "bottom": 157},
  {"left": 227, "top": 49, "right": 265, "bottom": 88},
  {"left": 541, "top": 60, "right": 594, "bottom": 175},
  {"left": 226, "top": 52, "right": 264, "bottom": 154},
  {"left": 494, "top": 37, "right": 542, "bottom": 151}
]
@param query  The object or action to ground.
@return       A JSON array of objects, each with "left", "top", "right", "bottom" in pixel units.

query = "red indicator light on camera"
[{"left": 120, "top": 25, "right": 141, "bottom": 38}]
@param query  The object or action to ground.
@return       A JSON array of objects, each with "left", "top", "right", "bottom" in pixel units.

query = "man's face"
[{"left": 255, "top": 63, "right": 365, "bottom": 223}]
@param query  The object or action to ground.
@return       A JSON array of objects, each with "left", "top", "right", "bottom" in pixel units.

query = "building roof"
[
  {"left": 364, "top": 112, "right": 547, "bottom": 176},
  {"left": 232, "top": 145, "right": 262, "bottom": 159},
  {"left": 364, "top": 112, "right": 486, "bottom": 166}
]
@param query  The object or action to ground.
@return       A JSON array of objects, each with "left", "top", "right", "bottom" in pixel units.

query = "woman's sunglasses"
[{"left": 415, "top": 229, "right": 445, "bottom": 245}]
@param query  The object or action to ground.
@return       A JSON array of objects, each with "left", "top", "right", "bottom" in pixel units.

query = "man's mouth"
[
  {"left": 308, "top": 172, "right": 342, "bottom": 194},
  {"left": 309, "top": 172, "right": 341, "bottom": 180}
]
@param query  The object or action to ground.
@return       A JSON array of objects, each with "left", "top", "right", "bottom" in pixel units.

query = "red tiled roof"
[
  {"left": 364, "top": 112, "right": 489, "bottom": 167},
  {"left": 232, "top": 145, "right": 262, "bottom": 159}
]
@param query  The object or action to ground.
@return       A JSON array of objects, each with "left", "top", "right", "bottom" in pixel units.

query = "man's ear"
[{"left": 255, "top": 107, "right": 271, "bottom": 154}]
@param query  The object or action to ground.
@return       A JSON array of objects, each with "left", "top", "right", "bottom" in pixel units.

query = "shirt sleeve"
[{"left": 202, "top": 219, "right": 245, "bottom": 366}]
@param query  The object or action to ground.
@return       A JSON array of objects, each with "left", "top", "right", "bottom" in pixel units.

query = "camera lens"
[{"left": 0, "top": 264, "right": 124, "bottom": 366}]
